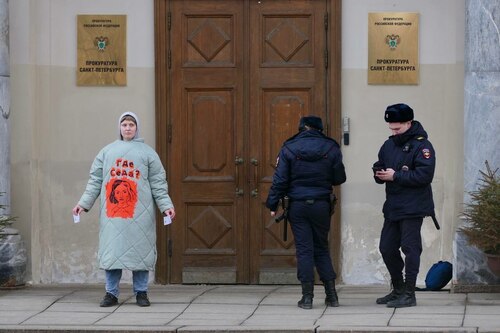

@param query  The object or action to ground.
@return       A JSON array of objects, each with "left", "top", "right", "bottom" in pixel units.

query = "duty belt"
[{"left": 292, "top": 199, "right": 329, "bottom": 204}]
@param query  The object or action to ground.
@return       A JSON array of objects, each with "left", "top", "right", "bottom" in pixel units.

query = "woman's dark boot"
[
  {"left": 376, "top": 278, "right": 405, "bottom": 304},
  {"left": 387, "top": 280, "right": 417, "bottom": 308},
  {"left": 297, "top": 282, "right": 314, "bottom": 309},
  {"left": 323, "top": 280, "right": 339, "bottom": 307}
]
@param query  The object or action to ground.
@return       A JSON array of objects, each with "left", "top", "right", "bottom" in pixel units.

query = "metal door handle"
[
  {"left": 250, "top": 158, "right": 259, "bottom": 198},
  {"left": 235, "top": 156, "right": 244, "bottom": 197}
]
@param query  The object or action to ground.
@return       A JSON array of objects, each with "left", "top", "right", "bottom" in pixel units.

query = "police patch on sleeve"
[{"left": 422, "top": 148, "right": 431, "bottom": 159}]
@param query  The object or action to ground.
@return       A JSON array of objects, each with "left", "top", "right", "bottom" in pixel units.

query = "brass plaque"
[
  {"left": 368, "top": 12, "right": 419, "bottom": 85},
  {"left": 77, "top": 15, "right": 126, "bottom": 86}
]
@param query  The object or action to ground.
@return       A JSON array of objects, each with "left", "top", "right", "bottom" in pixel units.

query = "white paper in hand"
[
  {"left": 73, "top": 214, "right": 80, "bottom": 223},
  {"left": 163, "top": 215, "right": 172, "bottom": 225}
]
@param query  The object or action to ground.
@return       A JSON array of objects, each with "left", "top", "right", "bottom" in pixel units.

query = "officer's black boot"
[
  {"left": 386, "top": 280, "right": 416, "bottom": 308},
  {"left": 323, "top": 280, "right": 339, "bottom": 307},
  {"left": 297, "top": 282, "right": 314, "bottom": 309},
  {"left": 376, "top": 278, "right": 405, "bottom": 304}
]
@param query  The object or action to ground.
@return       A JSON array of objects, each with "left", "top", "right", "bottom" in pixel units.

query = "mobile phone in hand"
[{"left": 372, "top": 166, "right": 384, "bottom": 172}]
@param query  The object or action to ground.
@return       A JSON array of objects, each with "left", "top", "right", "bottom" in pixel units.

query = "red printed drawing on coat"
[{"left": 106, "top": 178, "right": 138, "bottom": 218}]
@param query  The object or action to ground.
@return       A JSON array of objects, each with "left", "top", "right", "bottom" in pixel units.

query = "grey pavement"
[{"left": 0, "top": 284, "right": 499, "bottom": 332}]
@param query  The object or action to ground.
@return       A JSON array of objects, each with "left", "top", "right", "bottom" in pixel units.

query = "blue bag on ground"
[{"left": 424, "top": 261, "right": 452, "bottom": 291}]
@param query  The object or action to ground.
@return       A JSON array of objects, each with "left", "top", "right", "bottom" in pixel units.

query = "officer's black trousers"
[
  {"left": 289, "top": 200, "right": 336, "bottom": 283},
  {"left": 379, "top": 218, "right": 423, "bottom": 283}
]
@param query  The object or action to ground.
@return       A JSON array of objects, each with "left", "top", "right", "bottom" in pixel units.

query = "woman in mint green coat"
[{"left": 73, "top": 111, "right": 175, "bottom": 307}]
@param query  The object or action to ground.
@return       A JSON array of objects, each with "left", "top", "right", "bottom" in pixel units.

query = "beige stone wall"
[
  {"left": 340, "top": 0, "right": 465, "bottom": 284},
  {"left": 10, "top": 0, "right": 156, "bottom": 283},
  {"left": 340, "top": 64, "right": 465, "bottom": 284},
  {"left": 9, "top": 0, "right": 465, "bottom": 285},
  {"left": 11, "top": 64, "right": 156, "bottom": 283}
]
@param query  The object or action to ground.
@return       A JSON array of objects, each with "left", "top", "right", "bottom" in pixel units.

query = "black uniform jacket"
[
  {"left": 373, "top": 121, "right": 436, "bottom": 221},
  {"left": 266, "top": 129, "right": 346, "bottom": 211}
]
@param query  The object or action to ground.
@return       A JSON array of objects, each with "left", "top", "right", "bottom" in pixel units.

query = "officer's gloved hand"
[{"left": 372, "top": 162, "right": 386, "bottom": 184}]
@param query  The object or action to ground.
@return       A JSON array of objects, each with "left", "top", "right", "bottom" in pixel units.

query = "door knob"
[
  {"left": 236, "top": 188, "right": 244, "bottom": 196},
  {"left": 251, "top": 189, "right": 258, "bottom": 197}
]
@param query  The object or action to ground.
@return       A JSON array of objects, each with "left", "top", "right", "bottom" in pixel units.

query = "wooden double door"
[{"left": 155, "top": 0, "right": 341, "bottom": 284}]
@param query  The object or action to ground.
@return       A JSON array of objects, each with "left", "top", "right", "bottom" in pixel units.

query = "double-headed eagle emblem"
[
  {"left": 385, "top": 34, "right": 400, "bottom": 49},
  {"left": 94, "top": 36, "right": 109, "bottom": 52}
]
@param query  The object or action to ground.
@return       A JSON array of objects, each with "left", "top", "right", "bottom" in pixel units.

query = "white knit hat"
[{"left": 118, "top": 111, "right": 140, "bottom": 140}]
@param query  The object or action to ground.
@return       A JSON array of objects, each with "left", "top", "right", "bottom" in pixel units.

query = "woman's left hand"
[{"left": 164, "top": 208, "right": 176, "bottom": 220}]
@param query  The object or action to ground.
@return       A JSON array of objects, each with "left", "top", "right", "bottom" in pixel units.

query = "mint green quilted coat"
[{"left": 78, "top": 138, "right": 173, "bottom": 271}]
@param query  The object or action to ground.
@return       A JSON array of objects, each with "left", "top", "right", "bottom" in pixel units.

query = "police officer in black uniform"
[
  {"left": 266, "top": 116, "right": 346, "bottom": 309},
  {"left": 373, "top": 103, "right": 436, "bottom": 308}
]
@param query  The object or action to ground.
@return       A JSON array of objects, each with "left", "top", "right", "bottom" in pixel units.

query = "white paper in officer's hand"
[
  {"left": 73, "top": 214, "right": 80, "bottom": 223},
  {"left": 163, "top": 215, "right": 172, "bottom": 225}
]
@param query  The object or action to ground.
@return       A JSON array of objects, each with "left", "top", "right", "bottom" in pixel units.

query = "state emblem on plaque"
[
  {"left": 94, "top": 36, "right": 109, "bottom": 52},
  {"left": 385, "top": 34, "right": 400, "bottom": 49}
]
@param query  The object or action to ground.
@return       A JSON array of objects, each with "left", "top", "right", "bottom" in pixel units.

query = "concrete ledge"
[
  {"left": 451, "top": 284, "right": 500, "bottom": 293},
  {"left": 179, "top": 327, "right": 314, "bottom": 333},
  {"left": 318, "top": 328, "right": 477, "bottom": 333},
  {"left": 0, "top": 327, "right": 178, "bottom": 332},
  {"left": 316, "top": 327, "right": 477, "bottom": 333},
  {"left": 0, "top": 327, "right": 480, "bottom": 333}
]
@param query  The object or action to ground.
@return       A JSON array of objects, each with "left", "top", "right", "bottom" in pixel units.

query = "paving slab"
[
  {"left": 183, "top": 303, "right": 257, "bottom": 314},
  {"left": 0, "top": 311, "right": 41, "bottom": 325},
  {"left": 242, "top": 314, "right": 318, "bottom": 326},
  {"left": 463, "top": 314, "right": 500, "bottom": 329},
  {"left": 0, "top": 295, "right": 61, "bottom": 311},
  {"left": 465, "top": 304, "right": 500, "bottom": 314},
  {"left": 316, "top": 313, "right": 392, "bottom": 327},
  {"left": 259, "top": 293, "right": 303, "bottom": 305},
  {"left": 193, "top": 293, "right": 267, "bottom": 305},
  {"left": 95, "top": 312, "right": 178, "bottom": 326},
  {"left": 45, "top": 301, "right": 118, "bottom": 312},
  {"left": 323, "top": 305, "right": 394, "bottom": 314},
  {"left": 169, "top": 315, "right": 245, "bottom": 326},
  {"left": 21, "top": 311, "right": 109, "bottom": 325},
  {"left": 254, "top": 304, "right": 325, "bottom": 315},
  {"left": 114, "top": 302, "right": 189, "bottom": 313},
  {"left": 331, "top": 296, "right": 380, "bottom": 306},
  {"left": 395, "top": 305, "right": 465, "bottom": 314},
  {"left": 143, "top": 292, "right": 202, "bottom": 303},
  {"left": 389, "top": 313, "right": 464, "bottom": 327},
  {"left": 209, "top": 285, "right": 279, "bottom": 293}
]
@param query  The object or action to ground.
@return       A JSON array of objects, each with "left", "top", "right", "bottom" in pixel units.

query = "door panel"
[
  {"left": 169, "top": 0, "right": 246, "bottom": 283},
  {"left": 161, "top": 0, "right": 335, "bottom": 284},
  {"left": 249, "top": 0, "right": 327, "bottom": 283}
]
